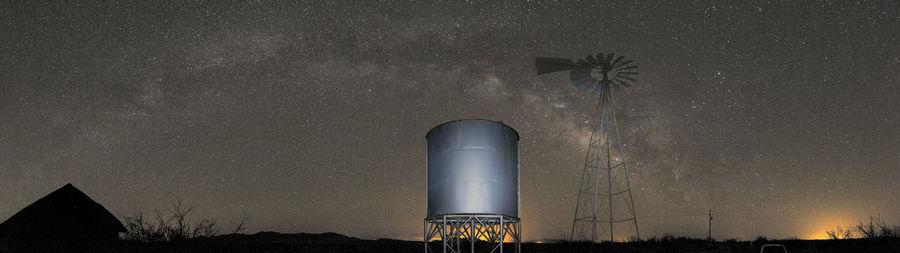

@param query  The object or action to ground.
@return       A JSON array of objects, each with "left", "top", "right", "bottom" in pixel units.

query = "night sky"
[{"left": 2, "top": 1, "right": 899, "bottom": 242}]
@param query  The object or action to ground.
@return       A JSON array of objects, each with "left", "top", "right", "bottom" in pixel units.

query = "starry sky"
[{"left": 1, "top": 1, "right": 899, "bottom": 242}]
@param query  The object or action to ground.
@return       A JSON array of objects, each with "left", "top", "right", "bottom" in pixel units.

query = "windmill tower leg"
[
  {"left": 609, "top": 94, "right": 641, "bottom": 240},
  {"left": 570, "top": 90, "right": 640, "bottom": 242}
]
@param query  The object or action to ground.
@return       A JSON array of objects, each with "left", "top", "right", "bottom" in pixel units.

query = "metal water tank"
[{"left": 426, "top": 119, "right": 519, "bottom": 218}]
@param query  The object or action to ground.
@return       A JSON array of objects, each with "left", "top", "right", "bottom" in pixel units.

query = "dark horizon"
[{"left": 2, "top": 1, "right": 899, "bottom": 242}]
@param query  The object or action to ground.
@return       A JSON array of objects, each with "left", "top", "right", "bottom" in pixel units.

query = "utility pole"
[{"left": 708, "top": 209, "right": 713, "bottom": 241}]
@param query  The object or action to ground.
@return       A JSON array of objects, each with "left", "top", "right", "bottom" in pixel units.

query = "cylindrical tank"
[{"left": 426, "top": 119, "right": 519, "bottom": 218}]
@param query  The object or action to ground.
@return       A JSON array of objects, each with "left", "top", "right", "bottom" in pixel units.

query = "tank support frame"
[{"left": 424, "top": 214, "right": 520, "bottom": 253}]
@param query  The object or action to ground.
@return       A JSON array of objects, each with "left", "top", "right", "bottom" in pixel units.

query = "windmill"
[{"left": 535, "top": 53, "right": 640, "bottom": 242}]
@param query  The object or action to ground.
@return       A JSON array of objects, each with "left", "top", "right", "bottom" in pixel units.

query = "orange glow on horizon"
[
  {"left": 802, "top": 216, "right": 852, "bottom": 240},
  {"left": 805, "top": 230, "right": 831, "bottom": 240}
]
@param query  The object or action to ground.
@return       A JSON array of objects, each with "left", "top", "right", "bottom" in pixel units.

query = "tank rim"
[{"left": 425, "top": 119, "right": 520, "bottom": 140}]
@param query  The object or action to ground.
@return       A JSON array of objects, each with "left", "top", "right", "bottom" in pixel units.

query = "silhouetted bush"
[{"left": 826, "top": 226, "right": 853, "bottom": 239}]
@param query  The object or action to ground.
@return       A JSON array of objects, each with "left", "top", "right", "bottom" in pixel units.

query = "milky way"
[{"left": 1, "top": 1, "right": 899, "bottom": 241}]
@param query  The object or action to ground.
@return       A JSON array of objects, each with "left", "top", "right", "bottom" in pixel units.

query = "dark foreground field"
[{"left": 17, "top": 232, "right": 900, "bottom": 252}]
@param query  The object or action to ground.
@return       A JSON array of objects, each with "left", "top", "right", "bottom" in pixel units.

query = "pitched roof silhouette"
[{"left": 0, "top": 183, "right": 125, "bottom": 239}]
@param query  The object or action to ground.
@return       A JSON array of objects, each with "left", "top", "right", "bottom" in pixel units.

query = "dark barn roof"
[{"left": 0, "top": 183, "right": 125, "bottom": 243}]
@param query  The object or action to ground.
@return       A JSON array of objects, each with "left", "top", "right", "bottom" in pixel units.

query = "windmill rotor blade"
[
  {"left": 535, "top": 57, "right": 577, "bottom": 74},
  {"left": 617, "top": 71, "right": 640, "bottom": 75},
  {"left": 616, "top": 75, "right": 636, "bottom": 81},
  {"left": 610, "top": 56, "right": 625, "bottom": 67},
  {"left": 616, "top": 65, "right": 638, "bottom": 70},
  {"left": 586, "top": 54, "right": 599, "bottom": 65},
  {"left": 586, "top": 81, "right": 601, "bottom": 93},
  {"left": 597, "top": 53, "right": 607, "bottom": 66},
  {"left": 571, "top": 68, "right": 592, "bottom": 76},
  {"left": 571, "top": 76, "right": 593, "bottom": 85},
  {"left": 604, "top": 53, "right": 616, "bottom": 66},
  {"left": 572, "top": 78, "right": 593, "bottom": 86},
  {"left": 569, "top": 68, "right": 596, "bottom": 87},
  {"left": 615, "top": 60, "right": 633, "bottom": 68},
  {"left": 574, "top": 79, "right": 593, "bottom": 90},
  {"left": 570, "top": 68, "right": 592, "bottom": 79},
  {"left": 613, "top": 78, "right": 631, "bottom": 87},
  {"left": 582, "top": 79, "right": 599, "bottom": 91},
  {"left": 576, "top": 59, "right": 589, "bottom": 66},
  {"left": 571, "top": 72, "right": 592, "bottom": 80}
]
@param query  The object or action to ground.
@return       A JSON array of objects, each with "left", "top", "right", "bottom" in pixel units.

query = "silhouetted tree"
[
  {"left": 825, "top": 215, "right": 899, "bottom": 240},
  {"left": 231, "top": 209, "right": 250, "bottom": 234},
  {"left": 123, "top": 199, "right": 249, "bottom": 242},
  {"left": 854, "top": 215, "right": 897, "bottom": 239}
]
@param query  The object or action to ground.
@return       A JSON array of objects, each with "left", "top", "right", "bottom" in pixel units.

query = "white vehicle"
[{"left": 759, "top": 243, "right": 788, "bottom": 253}]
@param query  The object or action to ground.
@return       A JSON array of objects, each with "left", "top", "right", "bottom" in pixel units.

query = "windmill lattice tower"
[{"left": 535, "top": 53, "right": 640, "bottom": 242}]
